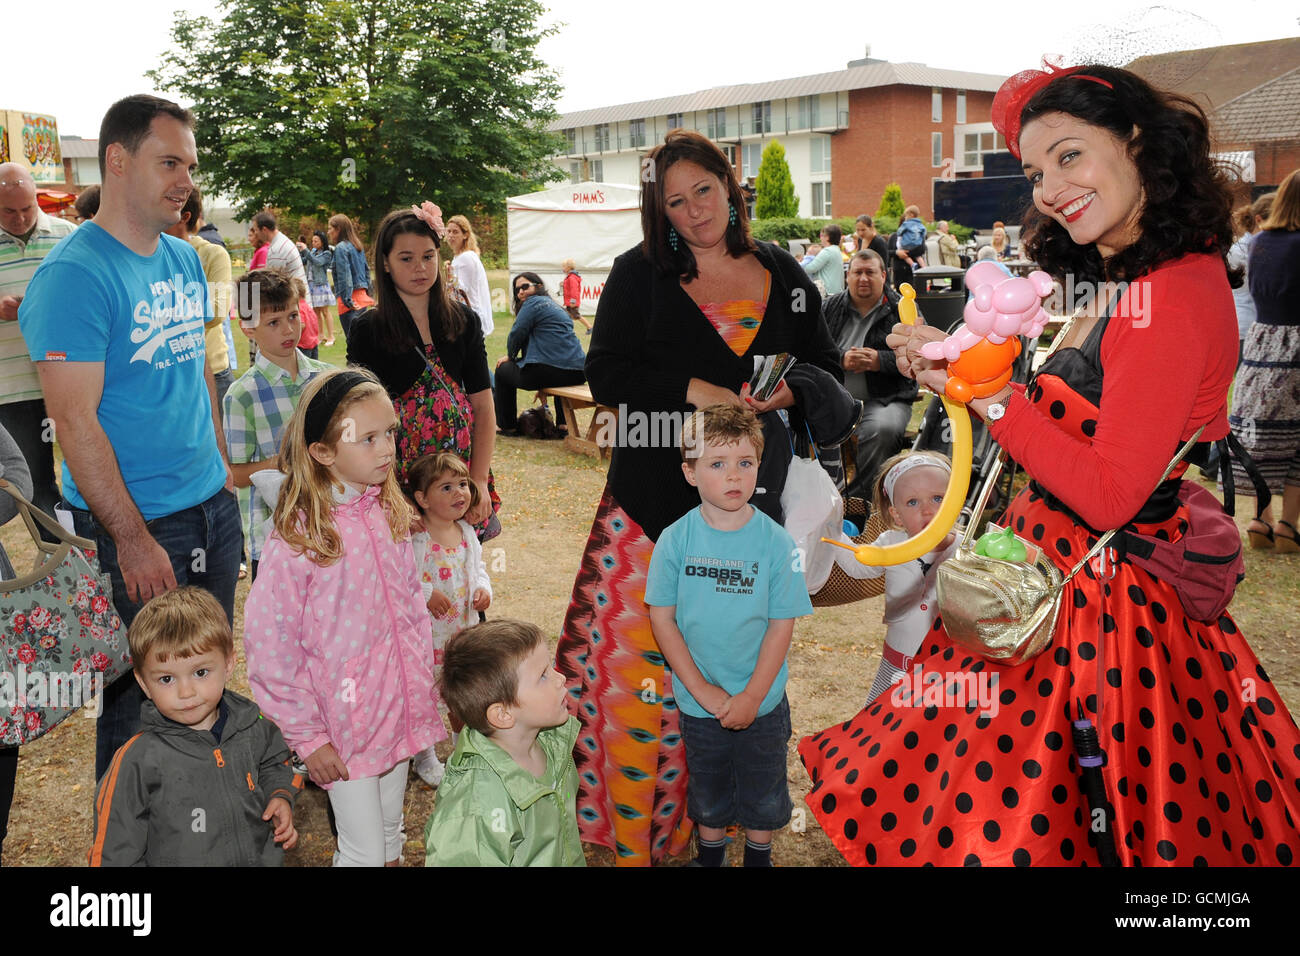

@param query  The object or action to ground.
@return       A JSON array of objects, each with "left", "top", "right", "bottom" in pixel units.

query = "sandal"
[{"left": 1276, "top": 520, "right": 1300, "bottom": 554}]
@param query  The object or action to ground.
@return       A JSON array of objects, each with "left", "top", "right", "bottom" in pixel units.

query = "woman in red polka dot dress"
[{"left": 799, "top": 63, "right": 1300, "bottom": 866}]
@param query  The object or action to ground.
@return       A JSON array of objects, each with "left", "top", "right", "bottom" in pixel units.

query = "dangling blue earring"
[
  {"left": 728, "top": 202, "right": 737, "bottom": 227},
  {"left": 667, "top": 224, "right": 680, "bottom": 252}
]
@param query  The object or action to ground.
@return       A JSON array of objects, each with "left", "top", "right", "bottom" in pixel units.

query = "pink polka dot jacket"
[{"left": 244, "top": 484, "right": 447, "bottom": 785}]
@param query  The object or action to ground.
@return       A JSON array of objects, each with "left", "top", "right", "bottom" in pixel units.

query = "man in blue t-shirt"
[
  {"left": 18, "top": 95, "right": 240, "bottom": 779},
  {"left": 646, "top": 405, "right": 813, "bottom": 867}
]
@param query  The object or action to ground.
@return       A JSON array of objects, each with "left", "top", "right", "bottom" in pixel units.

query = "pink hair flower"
[{"left": 412, "top": 201, "right": 446, "bottom": 239}]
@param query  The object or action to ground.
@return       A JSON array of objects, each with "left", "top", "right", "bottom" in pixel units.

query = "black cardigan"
[
  {"left": 587, "top": 240, "right": 842, "bottom": 541},
  {"left": 345, "top": 302, "right": 491, "bottom": 400}
]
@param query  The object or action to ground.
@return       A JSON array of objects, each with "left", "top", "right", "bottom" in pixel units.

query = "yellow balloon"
[{"left": 821, "top": 282, "right": 973, "bottom": 566}]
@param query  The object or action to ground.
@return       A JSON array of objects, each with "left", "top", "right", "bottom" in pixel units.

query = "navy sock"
[
  {"left": 743, "top": 839, "right": 772, "bottom": 868},
  {"left": 696, "top": 836, "right": 726, "bottom": 867}
]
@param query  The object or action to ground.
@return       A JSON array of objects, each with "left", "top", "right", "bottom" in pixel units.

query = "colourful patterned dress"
[{"left": 558, "top": 283, "right": 769, "bottom": 865}]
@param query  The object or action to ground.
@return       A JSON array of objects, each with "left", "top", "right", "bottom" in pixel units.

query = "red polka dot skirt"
[{"left": 798, "top": 374, "right": 1300, "bottom": 866}]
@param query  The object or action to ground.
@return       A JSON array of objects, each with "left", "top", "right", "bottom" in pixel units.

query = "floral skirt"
[
  {"left": 799, "top": 484, "right": 1300, "bottom": 866},
  {"left": 555, "top": 489, "right": 693, "bottom": 865}
]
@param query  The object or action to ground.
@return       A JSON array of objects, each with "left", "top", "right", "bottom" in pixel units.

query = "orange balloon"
[{"left": 944, "top": 337, "right": 1020, "bottom": 401}]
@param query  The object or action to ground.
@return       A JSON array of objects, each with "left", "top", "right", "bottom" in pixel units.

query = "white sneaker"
[{"left": 414, "top": 749, "right": 445, "bottom": 787}]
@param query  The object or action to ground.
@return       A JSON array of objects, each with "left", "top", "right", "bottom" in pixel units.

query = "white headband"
[{"left": 883, "top": 455, "right": 951, "bottom": 502}]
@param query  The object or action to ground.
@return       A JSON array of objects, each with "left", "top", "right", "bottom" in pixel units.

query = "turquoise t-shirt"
[
  {"left": 19, "top": 223, "right": 226, "bottom": 519},
  {"left": 645, "top": 506, "right": 813, "bottom": 719}
]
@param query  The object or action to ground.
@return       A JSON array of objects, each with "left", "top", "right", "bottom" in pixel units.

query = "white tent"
[{"left": 506, "top": 180, "right": 642, "bottom": 316}]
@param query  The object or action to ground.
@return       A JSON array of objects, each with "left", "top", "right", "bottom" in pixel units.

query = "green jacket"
[{"left": 425, "top": 715, "right": 585, "bottom": 867}]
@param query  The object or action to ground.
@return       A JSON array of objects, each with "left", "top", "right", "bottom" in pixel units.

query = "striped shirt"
[
  {"left": 0, "top": 211, "right": 76, "bottom": 404},
  {"left": 222, "top": 349, "right": 333, "bottom": 559}
]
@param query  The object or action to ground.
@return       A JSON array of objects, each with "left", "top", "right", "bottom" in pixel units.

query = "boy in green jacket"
[{"left": 425, "top": 620, "right": 584, "bottom": 866}]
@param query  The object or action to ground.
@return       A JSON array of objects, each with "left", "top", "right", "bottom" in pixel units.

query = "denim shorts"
[{"left": 678, "top": 694, "right": 793, "bottom": 831}]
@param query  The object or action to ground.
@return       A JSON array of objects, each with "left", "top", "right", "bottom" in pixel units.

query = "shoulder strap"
[{"left": 1217, "top": 431, "right": 1271, "bottom": 520}]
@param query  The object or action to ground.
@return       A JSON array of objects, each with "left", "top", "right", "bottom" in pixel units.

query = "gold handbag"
[{"left": 936, "top": 432, "right": 1202, "bottom": 666}]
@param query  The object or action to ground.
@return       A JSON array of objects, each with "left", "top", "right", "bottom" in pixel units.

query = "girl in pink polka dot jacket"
[{"left": 243, "top": 369, "right": 446, "bottom": 867}]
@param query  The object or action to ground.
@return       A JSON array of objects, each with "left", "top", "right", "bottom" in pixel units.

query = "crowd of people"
[{"left": 0, "top": 57, "right": 1297, "bottom": 872}]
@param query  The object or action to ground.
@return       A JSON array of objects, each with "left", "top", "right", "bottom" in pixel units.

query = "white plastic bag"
[{"left": 781, "top": 455, "right": 845, "bottom": 595}]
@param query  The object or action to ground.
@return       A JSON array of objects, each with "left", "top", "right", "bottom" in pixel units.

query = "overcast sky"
[{"left": 8, "top": 0, "right": 1297, "bottom": 138}]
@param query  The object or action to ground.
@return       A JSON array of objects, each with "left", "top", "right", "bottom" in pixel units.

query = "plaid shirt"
[{"left": 222, "top": 350, "right": 333, "bottom": 559}]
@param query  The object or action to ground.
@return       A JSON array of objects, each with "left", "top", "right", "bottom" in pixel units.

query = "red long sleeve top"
[{"left": 987, "top": 253, "right": 1237, "bottom": 531}]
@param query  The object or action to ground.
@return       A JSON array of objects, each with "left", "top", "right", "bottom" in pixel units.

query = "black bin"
[{"left": 910, "top": 265, "right": 967, "bottom": 332}]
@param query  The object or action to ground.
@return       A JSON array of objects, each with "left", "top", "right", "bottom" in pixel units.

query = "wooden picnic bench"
[{"left": 535, "top": 384, "right": 617, "bottom": 460}]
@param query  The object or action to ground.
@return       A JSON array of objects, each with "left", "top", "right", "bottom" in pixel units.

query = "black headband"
[{"left": 304, "top": 371, "right": 371, "bottom": 446}]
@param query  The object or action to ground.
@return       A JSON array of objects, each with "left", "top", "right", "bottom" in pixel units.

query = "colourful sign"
[{"left": 0, "top": 111, "right": 63, "bottom": 183}]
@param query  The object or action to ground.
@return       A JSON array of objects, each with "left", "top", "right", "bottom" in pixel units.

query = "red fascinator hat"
[{"left": 992, "top": 59, "right": 1115, "bottom": 159}]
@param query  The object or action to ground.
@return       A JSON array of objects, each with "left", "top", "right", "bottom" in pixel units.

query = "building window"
[
  {"left": 629, "top": 118, "right": 646, "bottom": 148},
  {"left": 706, "top": 107, "right": 726, "bottom": 139},
  {"left": 956, "top": 124, "right": 1008, "bottom": 171},
  {"left": 742, "top": 143, "right": 762, "bottom": 179},
  {"left": 810, "top": 136, "right": 831, "bottom": 175},
  {"left": 667, "top": 112, "right": 684, "bottom": 131},
  {"left": 811, "top": 181, "right": 832, "bottom": 217},
  {"left": 564, "top": 128, "right": 576, "bottom": 153},
  {"left": 932, "top": 132, "right": 943, "bottom": 167},
  {"left": 592, "top": 159, "right": 603, "bottom": 182},
  {"left": 593, "top": 123, "right": 610, "bottom": 151},
  {"left": 931, "top": 88, "right": 943, "bottom": 123},
  {"left": 797, "top": 95, "right": 821, "bottom": 129},
  {"left": 720, "top": 144, "right": 737, "bottom": 169},
  {"left": 570, "top": 161, "right": 582, "bottom": 184},
  {"left": 752, "top": 100, "right": 772, "bottom": 134},
  {"left": 956, "top": 90, "right": 967, "bottom": 124}
]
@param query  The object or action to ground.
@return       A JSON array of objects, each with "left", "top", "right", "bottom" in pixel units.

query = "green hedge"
[{"left": 751, "top": 215, "right": 974, "bottom": 245}]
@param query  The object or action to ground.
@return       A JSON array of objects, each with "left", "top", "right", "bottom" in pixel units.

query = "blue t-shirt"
[
  {"left": 19, "top": 223, "right": 226, "bottom": 519},
  {"left": 645, "top": 506, "right": 813, "bottom": 719}
]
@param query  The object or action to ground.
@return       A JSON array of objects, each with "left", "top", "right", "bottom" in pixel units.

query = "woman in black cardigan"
[{"left": 555, "top": 130, "right": 841, "bottom": 866}]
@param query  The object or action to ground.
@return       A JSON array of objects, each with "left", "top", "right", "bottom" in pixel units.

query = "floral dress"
[{"left": 395, "top": 342, "right": 501, "bottom": 537}]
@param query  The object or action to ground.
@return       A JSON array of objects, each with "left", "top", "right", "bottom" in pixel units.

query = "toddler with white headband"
[{"left": 835, "top": 450, "right": 959, "bottom": 705}]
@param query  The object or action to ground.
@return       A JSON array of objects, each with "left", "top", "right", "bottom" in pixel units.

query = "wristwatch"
[{"left": 984, "top": 389, "right": 1013, "bottom": 421}]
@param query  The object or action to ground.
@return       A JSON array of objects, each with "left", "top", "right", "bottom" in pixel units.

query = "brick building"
[
  {"left": 551, "top": 53, "right": 1006, "bottom": 222},
  {"left": 1127, "top": 37, "right": 1300, "bottom": 190}
]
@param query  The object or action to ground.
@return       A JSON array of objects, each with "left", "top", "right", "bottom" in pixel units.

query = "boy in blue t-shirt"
[{"left": 645, "top": 404, "right": 813, "bottom": 867}]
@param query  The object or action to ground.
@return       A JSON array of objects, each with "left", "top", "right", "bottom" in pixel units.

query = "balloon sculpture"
[
  {"left": 822, "top": 266, "right": 1053, "bottom": 567},
  {"left": 920, "top": 262, "right": 1054, "bottom": 401},
  {"left": 823, "top": 284, "right": 972, "bottom": 566}
]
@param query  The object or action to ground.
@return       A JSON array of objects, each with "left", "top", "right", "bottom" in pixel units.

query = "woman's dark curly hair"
[{"left": 1017, "top": 65, "right": 1241, "bottom": 287}]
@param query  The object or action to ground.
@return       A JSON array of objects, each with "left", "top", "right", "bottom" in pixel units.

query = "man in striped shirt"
[{"left": 0, "top": 163, "right": 76, "bottom": 519}]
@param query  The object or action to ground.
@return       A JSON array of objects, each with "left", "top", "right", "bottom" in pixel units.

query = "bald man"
[{"left": 0, "top": 162, "right": 76, "bottom": 520}]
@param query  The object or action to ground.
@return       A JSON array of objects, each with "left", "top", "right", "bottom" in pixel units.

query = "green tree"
[
  {"left": 148, "top": 0, "right": 565, "bottom": 232},
  {"left": 755, "top": 140, "right": 798, "bottom": 219},
  {"left": 875, "top": 182, "right": 905, "bottom": 222}
]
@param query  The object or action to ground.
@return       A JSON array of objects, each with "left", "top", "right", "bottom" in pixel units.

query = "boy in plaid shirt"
[{"left": 222, "top": 268, "right": 332, "bottom": 579}]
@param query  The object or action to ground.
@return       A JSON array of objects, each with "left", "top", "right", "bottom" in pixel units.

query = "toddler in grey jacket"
[{"left": 91, "top": 587, "right": 301, "bottom": 866}]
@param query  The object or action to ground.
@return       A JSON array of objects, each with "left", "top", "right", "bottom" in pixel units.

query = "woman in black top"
[{"left": 346, "top": 204, "right": 499, "bottom": 535}]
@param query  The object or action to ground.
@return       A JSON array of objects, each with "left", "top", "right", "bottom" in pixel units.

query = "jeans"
[
  {"left": 678, "top": 696, "right": 793, "bottom": 831},
  {"left": 66, "top": 487, "right": 242, "bottom": 780},
  {"left": 846, "top": 400, "right": 913, "bottom": 501}
]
